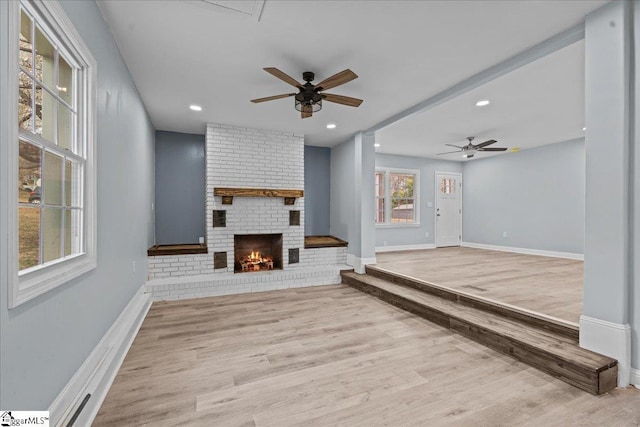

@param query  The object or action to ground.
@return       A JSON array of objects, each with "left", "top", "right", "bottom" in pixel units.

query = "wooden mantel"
[{"left": 214, "top": 187, "right": 304, "bottom": 205}]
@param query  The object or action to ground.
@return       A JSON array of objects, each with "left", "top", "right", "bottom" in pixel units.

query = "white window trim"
[
  {"left": 375, "top": 167, "right": 420, "bottom": 227},
  {"left": 4, "top": 0, "right": 97, "bottom": 308}
]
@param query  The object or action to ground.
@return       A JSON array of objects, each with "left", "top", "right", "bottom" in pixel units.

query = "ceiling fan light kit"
[{"left": 251, "top": 67, "right": 364, "bottom": 119}]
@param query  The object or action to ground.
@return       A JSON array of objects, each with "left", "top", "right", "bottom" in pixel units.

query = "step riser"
[
  {"left": 365, "top": 266, "right": 579, "bottom": 341},
  {"left": 342, "top": 274, "right": 617, "bottom": 395}
]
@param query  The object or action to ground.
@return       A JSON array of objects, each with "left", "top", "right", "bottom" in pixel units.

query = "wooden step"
[
  {"left": 366, "top": 265, "right": 579, "bottom": 341},
  {"left": 341, "top": 271, "right": 618, "bottom": 395}
]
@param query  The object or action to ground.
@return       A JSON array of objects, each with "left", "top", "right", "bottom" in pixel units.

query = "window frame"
[
  {"left": 374, "top": 167, "right": 420, "bottom": 227},
  {"left": 4, "top": 0, "right": 97, "bottom": 308}
]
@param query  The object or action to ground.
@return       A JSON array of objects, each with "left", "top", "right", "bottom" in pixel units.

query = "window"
[
  {"left": 440, "top": 178, "right": 456, "bottom": 194},
  {"left": 4, "top": 0, "right": 97, "bottom": 307},
  {"left": 375, "top": 172, "right": 385, "bottom": 223},
  {"left": 374, "top": 169, "right": 419, "bottom": 225}
]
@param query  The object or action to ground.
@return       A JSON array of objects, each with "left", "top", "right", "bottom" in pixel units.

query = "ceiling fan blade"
[
  {"left": 301, "top": 104, "right": 313, "bottom": 119},
  {"left": 316, "top": 69, "right": 358, "bottom": 91},
  {"left": 437, "top": 150, "right": 462, "bottom": 155},
  {"left": 263, "top": 67, "right": 303, "bottom": 88},
  {"left": 445, "top": 144, "right": 464, "bottom": 149},
  {"left": 477, "top": 147, "right": 508, "bottom": 151},
  {"left": 322, "top": 93, "right": 363, "bottom": 107},
  {"left": 251, "top": 93, "right": 296, "bottom": 103},
  {"left": 475, "top": 139, "right": 497, "bottom": 148}
]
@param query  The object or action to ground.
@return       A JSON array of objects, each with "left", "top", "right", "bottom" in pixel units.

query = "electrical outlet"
[
  {"left": 425, "top": 232, "right": 429, "bottom": 238},
  {"left": 503, "top": 231, "right": 508, "bottom": 238},
  {"left": 384, "top": 240, "right": 387, "bottom": 246},
  {"left": 132, "top": 261, "right": 136, "bottom": 273}
]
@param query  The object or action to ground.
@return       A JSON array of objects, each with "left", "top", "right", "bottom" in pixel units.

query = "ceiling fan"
[
  {"left": 251, "top": 68, "right": 363, "bottom": 119},
  {"left": 437, "top": 136, "right": 507, "bottom": 159}
]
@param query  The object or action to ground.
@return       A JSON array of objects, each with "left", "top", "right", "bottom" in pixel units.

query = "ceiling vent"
[{"left": 198, "top": 0, "right": 266, "bottom": 21}]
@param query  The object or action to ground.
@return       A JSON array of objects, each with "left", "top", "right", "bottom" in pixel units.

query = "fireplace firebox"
[{"left": 234, "top": 234, "right": 283, "bottom": 273}]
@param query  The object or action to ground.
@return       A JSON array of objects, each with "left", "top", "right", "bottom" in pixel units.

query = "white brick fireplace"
[
  {"left": 206, "top": 123, "right": 304, "bottom": 272},
  {"left": 146, "top": 123, "right": 348, "bottom": 301}
]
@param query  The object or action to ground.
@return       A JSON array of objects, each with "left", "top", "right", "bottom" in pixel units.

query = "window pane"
[
  {"left": 64, "top": 209, "right": 71, "bottom": 256},
  {"left": 44, "top": 150, "right": 63, "bottom": 206},
  {"left": 57, "top": 103, "right": 73, "bottom": 150},
  {"left": 18, "top": 72, "right": 33, "bottom": 131},
  {"left": 35, "top": 83, "right": 55, "bottom": 142},
  {"left": 19, "top": 9, "right": 33, "bottom": 75},
  {"left": 441, "top": 178, "right": 456, "bottom": 194},
  {"left": 65, "top": 160, "right": 83, "bottom": 208},
  {"left": 375, "top": 172, "right": 385, "bottom": 197},
  {"left": 35, "top": 24, "right": 55, "bottom": 89},
  {"left": 58, "top": 54, "right": 73, "bottom": 105},
  {"left": 375, "top": 198, "right": 385, "bottom": 223},
  {"left": 18, "top": 140, "right": 41, "bottom": 202},
  {"left": 19, "top": 207, "right": 41, "bottom": 270},
  {"left": 390, "top": 174, "right": 414, "bottom": 198},
  {"left": 65, "top": 208, "right": 82, "bottom": 256},
  {"left": 65, "top": 159, "right": 71, "bottom": 206},
  {"left": 42, "top": 207, "right": 62, "bottom": 263}
]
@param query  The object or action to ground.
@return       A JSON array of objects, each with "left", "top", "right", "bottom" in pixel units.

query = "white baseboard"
[
  {"left": 631, "top": 368, "right": 640, "bottom": 388},
  {"left": 630, "top": 368, "right": 640, "bottom": 388},
  {"left": 461, "top": 241, "right": 584, "bottom": 260},
  {"left": 579, "top": 315, "right": 631, "bottom": 387},
  {"left": 49, "top": 286, "right": 151, "bottom": 426},
  {"left": 375, "top": 243, "right": 436, "bottom": 253},
  {"left": 346, "top": 254, "right": 377, "bottom": 274}
]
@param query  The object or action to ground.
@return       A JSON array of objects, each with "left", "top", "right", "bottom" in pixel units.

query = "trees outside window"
[{"left": 375, "top": 169, "right": 419, "bottom": 225}]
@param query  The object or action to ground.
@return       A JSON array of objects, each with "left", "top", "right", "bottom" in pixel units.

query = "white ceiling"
[
  {"left": 376, "top": 40, "right": 586, "bottom": 161},
  {"left": 96, "top": 0, "right": 606, "bottom": 149}
]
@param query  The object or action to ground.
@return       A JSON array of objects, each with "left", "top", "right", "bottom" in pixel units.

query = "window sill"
[
  {"left": 11, "top": 253, "right": 96, "bottom": 308},
  {"left": 375, "top": 223, "right": 421, "bottom": 229}
]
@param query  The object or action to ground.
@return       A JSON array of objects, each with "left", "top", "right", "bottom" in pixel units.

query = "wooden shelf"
[
  {"left": 147, "top": 244, "right": 208, "bottom": 256},
  {"left": 305, "top": 235, "right": 348, "bottom": 249},
  {"left": 214, "top": 187, "right": 304, "bottom": 205}
]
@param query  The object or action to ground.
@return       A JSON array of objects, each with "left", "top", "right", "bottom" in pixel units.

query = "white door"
[{"left": 435, "top": 172, "right": 462, "bottom": 247}]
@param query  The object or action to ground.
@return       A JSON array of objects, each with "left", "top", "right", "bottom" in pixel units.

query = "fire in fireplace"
[{"left": 234, "top": 234, "right": 283, "bottom": 273}]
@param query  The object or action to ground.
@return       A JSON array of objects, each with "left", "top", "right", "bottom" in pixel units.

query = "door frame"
[{"left": 434, "top": 171, "right": 463, "bottom": 247}]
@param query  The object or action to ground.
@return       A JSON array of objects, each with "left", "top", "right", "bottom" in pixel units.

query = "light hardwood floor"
[
  {"left": 376, "top": 247, "right": 583, "bottom": 323},
  {"left": 93, "top": 285, "right": 639, "bottom": 426}
]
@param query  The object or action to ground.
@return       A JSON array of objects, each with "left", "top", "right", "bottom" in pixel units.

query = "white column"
[{"left": 581, "top": 0, "right": 633, "bottom": 386}]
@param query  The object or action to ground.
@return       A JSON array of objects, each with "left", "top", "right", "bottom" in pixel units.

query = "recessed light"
[
  {"left": 582, "top": 127, "right": 586, "bottom": 131},
  {"left": 475, "top": 100, "right": 490, "bottom": 107},
  {"left": 374, "top": 143, "right": 381, "bottom": 148},
  {"left": 326, "top": 123, "right": 336, "bottom": 129},
  {"left": 189, "top": 105, "right": 202, "bottom": 111}
]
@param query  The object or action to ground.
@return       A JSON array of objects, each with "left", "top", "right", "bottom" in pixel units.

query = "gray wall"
[
  {"left": 155, "top": 131, "right": 205, "bottom": 244},
  {"left": 462, "top": 139, "right": 585, "bottom": 254},
  {"left": 330, "top": 138, "right": 355, "bottom": 246},
  {"left": 304, "top": 145, "right": 330, "bottom": 236},
  {"left": 0, "top": 0, "right": 155, "bottom": 408},
  {"left": 375, "top": 153, "right": 462, "bottom": 248}
]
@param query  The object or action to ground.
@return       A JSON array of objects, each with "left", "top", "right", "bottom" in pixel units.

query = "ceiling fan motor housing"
[{"left": 295, "top": 88, "right": 323, "bottom": 104}]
